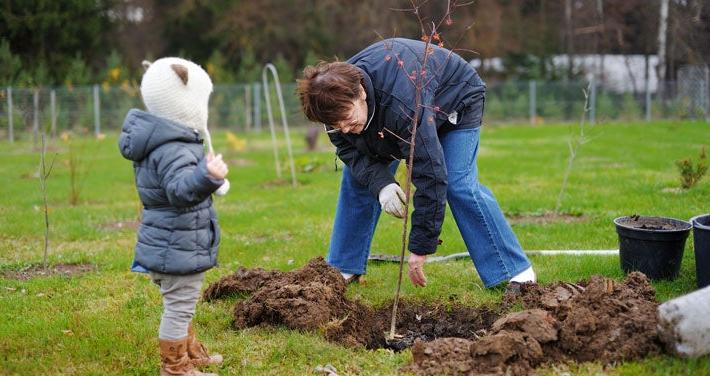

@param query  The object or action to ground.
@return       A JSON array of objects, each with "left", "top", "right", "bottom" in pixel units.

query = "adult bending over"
[{"left": 296, "top": 38, "right": 535, "bottom": 289}]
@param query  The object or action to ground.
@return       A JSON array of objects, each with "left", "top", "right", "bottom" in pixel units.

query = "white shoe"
[
  {"left": 340, "top": 271, "right": 361, "bottom": 284},
  {"left": 510, "top": 266, "right": 536, "bottom": 283}
]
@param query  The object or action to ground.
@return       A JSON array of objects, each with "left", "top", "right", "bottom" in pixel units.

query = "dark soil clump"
[
  {"left": 203, "top": 267, "right": 284, "bottom": 301},
  {"left": 205, "top": 259, "right": 663, "bottom": 375},
  {"left": 206, "top": 257, "right": 499, "bottom": 349},
  {"left": 407, "top": 272, "right": 662, "bottom": 375}
]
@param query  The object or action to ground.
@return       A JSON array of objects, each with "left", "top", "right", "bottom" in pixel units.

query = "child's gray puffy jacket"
[{"left": 119, "top": 109, "right": 223, "bottom": 274}]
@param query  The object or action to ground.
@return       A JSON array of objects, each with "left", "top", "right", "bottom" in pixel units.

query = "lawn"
[{"left": 0, "top": 120, "right": 708, "bottom": 375}]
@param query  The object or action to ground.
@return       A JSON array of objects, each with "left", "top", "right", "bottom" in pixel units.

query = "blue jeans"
[{"left": 327, "top": 127, "right": 531, "bottom": 288}]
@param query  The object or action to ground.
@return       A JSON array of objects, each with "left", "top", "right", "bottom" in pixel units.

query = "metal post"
[
  {"left": 93, "top": 84, "right": 100, "bottom": 137},
  {"left": 262, "top": 63, "right": 297, "bottom": 187},
  {"left": 705, "top": 65, "right": 709, "bottom": 122},
  {"left": 244, "top": 84, "right": 252, "bottom": 131},
  {"left": 253, "top": 83, "right": 261, "bottom": 131},
  {"left": 529, "top": 80, "right": 536, "bottom": 125},
  {"left": 645, "top": 73, "right": 653, "bottom": 122},
  {"left": 589, "top": 76, "right": 596, "bottom": 124},
  {"left": 50, "top": 89, "right": 56, "bottom": 138},
  {"left": 6, "top": 87, "right": 12, "bottom": 143},
  {"left": 33, "top": 89, "right": 39, "bottom": 147}
]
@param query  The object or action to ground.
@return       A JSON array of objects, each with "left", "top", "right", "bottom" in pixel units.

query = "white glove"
[
  {"left": 215, "top": 179, "right": 230, "bottom": 196},
  {"left": 378, "top": 183, "right": 406, "bottom": 218}
]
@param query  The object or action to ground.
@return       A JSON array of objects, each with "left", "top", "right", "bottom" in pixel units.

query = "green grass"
[{"left": 0, "top": 120, "right": 708, "bottom": 375}]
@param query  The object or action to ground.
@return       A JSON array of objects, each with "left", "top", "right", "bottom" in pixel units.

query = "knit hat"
[{"left": 141, "top": 57, "right": 230, "bottom": 195}]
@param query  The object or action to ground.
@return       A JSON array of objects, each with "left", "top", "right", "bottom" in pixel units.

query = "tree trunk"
[{"left": 657, "top": 0, "right": 669, "bottom": 81}]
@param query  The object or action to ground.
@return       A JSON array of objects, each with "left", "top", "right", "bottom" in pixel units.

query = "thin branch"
[
  {"left": 38, "top": 133, "right": 55, "bottom": 270},
  {"left": 555, "top": 85, "right": 591, "bottom": 213},
  {"left": 382, "top": 127, "right": 412, "bottom": 145}
]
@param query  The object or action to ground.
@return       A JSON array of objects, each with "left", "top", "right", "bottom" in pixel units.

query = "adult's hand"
[
  {"left": 378, "top": 183, "right": 406, "bottom": 218},
  {"left": 408, "top": 253, "right": 427, "bottom": 287}
]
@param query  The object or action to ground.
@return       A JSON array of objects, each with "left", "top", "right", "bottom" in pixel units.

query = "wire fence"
[{"left": 0, "top": 76, "right": 708, "bottom": 143}]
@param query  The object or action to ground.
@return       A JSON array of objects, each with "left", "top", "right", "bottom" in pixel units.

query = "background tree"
[{"left": 0, "top": 0, "right": 116, "bottom": 85}]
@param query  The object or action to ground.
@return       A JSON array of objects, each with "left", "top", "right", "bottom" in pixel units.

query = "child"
[{"left": 119, "top": 57, "right": 229, "bottom": 375}]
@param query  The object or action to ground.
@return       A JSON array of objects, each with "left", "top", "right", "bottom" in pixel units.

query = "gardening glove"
[
  {"left": 408, "top": 253, "right": 427, "bottom": 287},
  {"left": 378, "top": 183, "right": 406, "bottom": 219}
]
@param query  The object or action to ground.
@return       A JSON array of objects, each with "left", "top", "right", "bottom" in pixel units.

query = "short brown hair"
[{"left": 296, "top": 62, "right": 363, "bottom": 125}]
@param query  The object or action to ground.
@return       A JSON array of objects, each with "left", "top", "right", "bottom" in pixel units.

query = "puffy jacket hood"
[{"left": 119, "top": 109, "right": 202, "bottom": 162}]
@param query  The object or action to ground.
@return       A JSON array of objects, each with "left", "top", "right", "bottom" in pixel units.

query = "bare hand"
[
  {"left": 206, "top": 153, "right": 228, "bottom": 180},
  {"left": 408, "top": 253, "right": 427, "bottom": 287}
]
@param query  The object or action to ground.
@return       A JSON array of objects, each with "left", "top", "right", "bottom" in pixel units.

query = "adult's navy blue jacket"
[{"left": 326, "top": 38, "right": 486, "bottom": 255}]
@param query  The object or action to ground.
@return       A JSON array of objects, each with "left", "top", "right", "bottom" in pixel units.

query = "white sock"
[
  {"left": 340, "top": 272, "right": 354, "bottom": 280},
  {"left": 510, "top": 266, "right": 536, "bottom": 283}
]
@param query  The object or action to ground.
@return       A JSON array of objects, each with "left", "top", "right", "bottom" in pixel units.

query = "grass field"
[{"left": 0, "top": 120, "right": 708, "bottom": 375}]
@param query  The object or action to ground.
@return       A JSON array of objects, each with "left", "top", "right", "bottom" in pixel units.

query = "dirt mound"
[
  {"left": 203, "top": 267, "right": 284, "bottom": 301},
  {"left": 205, "top": 257, "right": 499, "bottom": 349},
  {"left": 229, "top": 258, "right": 382, "bottom": 348},
  {"left": 406, "top": 272, "right": 662, "bottom": 375},
  {"left": 205, "top": 260, "right": 663, "bottom": 374}
]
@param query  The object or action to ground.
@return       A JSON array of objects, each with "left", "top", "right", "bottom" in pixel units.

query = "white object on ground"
[
  {"left": 340, "top": 272, "right": 354, "bottom": 280},
  {"left": 510, "top": 266, "right": 536, "bottom": 283},
  {"left": 657, "top": 285, "right": 710, "bottom": 358}
]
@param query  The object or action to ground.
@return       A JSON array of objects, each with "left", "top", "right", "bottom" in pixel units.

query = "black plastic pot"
[
  {"left": 691, "top": 214, "right": 710, "bottom": 289},
  {"left": 614, "top": 216, "right": 692, "bottom": 280}
]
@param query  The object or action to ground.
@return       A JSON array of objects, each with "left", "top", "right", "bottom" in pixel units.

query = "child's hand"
[{"left": 206, "top": 153, "right": 229, "bottom": 180}]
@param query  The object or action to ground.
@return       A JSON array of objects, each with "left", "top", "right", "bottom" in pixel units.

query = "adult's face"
[{"left": 334, "top": 85, "right": 368, "bottom": 134}]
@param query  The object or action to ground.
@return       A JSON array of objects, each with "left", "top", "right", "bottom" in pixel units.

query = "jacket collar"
[{"left": 356, "top": 66, "right": 376, "bottom": 131}]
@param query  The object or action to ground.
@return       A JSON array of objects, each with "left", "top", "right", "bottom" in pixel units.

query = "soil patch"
[
  {"left": 507, "top": 212, "right": 587, "bottom": 225},
  {"left": 1, "top": 263, "right": 95, "bottom": 281},
  {"left": 206, "top": 259, "right": 663, "bottom": 375},
  {"left": 227, "top": 158, "right": 254, "bottom": 167},
  {"left": 616, "top": 215, "right": 689, "bottom": 231},
  {"left": 99, "top": 220, "right": 140, "bottom": 231}
]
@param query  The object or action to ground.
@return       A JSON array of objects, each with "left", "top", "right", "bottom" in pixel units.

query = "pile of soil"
[
  {"left": 205, "top": 259, "right": 663, "bottom": 375},
  {"left": 205, "top": 257, "right": 499, "bottom": 349},
  {"left": 406, "top": 272, "right": 662, "bottom": 375}
]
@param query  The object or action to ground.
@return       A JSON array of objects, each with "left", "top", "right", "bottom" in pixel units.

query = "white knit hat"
[{"left": 141, "top": 57, "right": 230, "bottom": 195}]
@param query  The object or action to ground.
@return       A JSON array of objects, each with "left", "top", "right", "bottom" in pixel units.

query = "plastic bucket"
[
  {"left": 691, "top": 214, "right": 710, "bottom": 289},
  {"left": 614, "top": 216, "right": 692, "bottom": 280}
]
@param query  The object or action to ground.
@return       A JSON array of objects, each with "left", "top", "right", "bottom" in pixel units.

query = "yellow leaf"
[{"left": 226, "top": 131, "right": 247, "bottom": 152}]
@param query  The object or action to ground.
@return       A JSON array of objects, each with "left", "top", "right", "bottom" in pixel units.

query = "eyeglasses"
[
  {"left": 321, "top": 103, "right": 375, "bottom": 134},
  {"left": 323, "top": 124, "right": 341, "bottom": 134}
]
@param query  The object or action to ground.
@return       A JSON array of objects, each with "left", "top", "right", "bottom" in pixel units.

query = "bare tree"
[
  {"left": 555, "top": 85, "right": 591, "bottom": 214},
  {"left": 38, "top": 133, "right": 57, "bottom": 270},
  {"left": 387, "top": 0, "right": 475, "bottom": 340}
]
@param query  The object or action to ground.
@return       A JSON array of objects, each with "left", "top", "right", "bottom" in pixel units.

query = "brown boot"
[
  {"left": 159, "top": 338, "right": 217, "bottom": 376},
  {"left": 187, "top": 323, "right": 223, "bottom": 366}
]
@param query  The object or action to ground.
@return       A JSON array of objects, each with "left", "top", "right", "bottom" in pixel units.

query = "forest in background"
[{"left": 1, "top": 0, "right": 708, "bottom": 87}]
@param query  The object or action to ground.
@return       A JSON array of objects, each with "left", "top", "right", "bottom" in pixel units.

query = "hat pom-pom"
[{"left": 215, "top": 179, "right": 230, "bottom": 196}]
